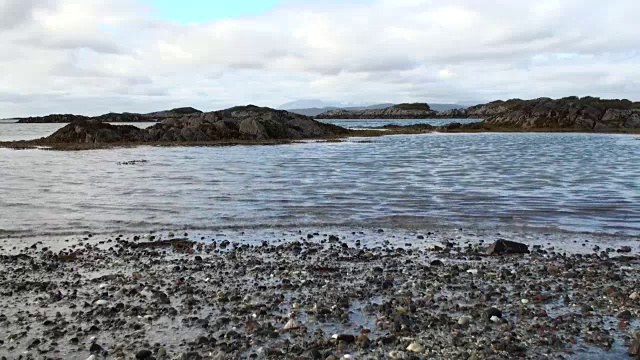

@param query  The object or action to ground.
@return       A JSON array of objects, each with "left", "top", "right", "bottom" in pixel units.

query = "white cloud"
[{"left": 0, "top": 0, "right": 639, "bottom": 117}]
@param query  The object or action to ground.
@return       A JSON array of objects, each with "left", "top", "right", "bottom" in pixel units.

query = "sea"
[{"left": 0, "top": 119, "right": 638, "bottom": 238}]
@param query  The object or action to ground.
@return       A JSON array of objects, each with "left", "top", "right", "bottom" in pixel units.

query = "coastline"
[
  {"left": 1, "top": 125, "right": 639, "bottom": 151},
  {"left": 1, "top": 226, "right": 638, "bottom": 359}
]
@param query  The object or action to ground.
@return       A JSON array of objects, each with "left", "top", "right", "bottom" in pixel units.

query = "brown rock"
[{"left": 487, "top": 240, "right": 529, "bottom": 255}]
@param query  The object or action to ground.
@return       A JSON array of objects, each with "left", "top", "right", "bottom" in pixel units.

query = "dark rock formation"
[
  {"left": 316, "top": 103, "right": 438, "bottom": 119},
  {"left": 449, "top": 97, "right": 640, "bottom": 131},
  {"left": 43, "top": 120, "right": 146, "bottom": 144},
  {"left": 318, "top": 97, "right": 640, "bottom": 131},
  {"left": 15, "top": 114, "right": 90, "bottom": 123},
  {"left": 36, "top": 106, "right": 350, "bottom": 145},
  {"left": 146, "top": 105, "right": 348, "bottom": 142},
  {"left": 15, "top": 107, "right": 202, "bottom": 123}
]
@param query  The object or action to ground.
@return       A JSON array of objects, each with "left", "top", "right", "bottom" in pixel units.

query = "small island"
[{"left": 12, "top": 107, "right": 203, "bottom": 123}]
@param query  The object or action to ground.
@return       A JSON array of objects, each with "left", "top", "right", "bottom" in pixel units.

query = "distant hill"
[
  {"left": 279, "top": 100, "right": 343, "bottom": 110},
  {"left": 287, "top": 103, "right": 465, "bottom": 117},
  {"left": 316, "top": 103, "right": 440, "bottom": 119},
  {"left": 14, "top": 107, "right": 202, "bottom": 123},
  {"left": 286, "top": 103, "right": 394, "bottom": 117}
]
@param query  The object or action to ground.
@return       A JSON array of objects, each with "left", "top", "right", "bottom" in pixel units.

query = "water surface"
[{"left": 0, "top": 130, "right": 638, "bottom": 237}]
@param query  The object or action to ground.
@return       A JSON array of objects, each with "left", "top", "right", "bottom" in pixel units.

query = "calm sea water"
[{"left": 0, "top": 121, "right": 638, "bottom": 238}]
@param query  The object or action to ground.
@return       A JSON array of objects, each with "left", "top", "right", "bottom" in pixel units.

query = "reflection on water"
[{"left": 0, "top": 127, "right": 638, "bottom": 237}]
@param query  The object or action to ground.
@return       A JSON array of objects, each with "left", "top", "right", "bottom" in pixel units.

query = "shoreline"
[{"left": 1, "top": 226, "right": 639, "bottom": 359}]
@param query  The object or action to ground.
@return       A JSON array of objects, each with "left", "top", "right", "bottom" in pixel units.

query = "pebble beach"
[{"left": 1, "top": 227, "right": 639, "bottom": 359}]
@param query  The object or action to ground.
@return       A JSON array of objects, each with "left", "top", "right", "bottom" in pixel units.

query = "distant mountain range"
[{"left": 279, "top": 100, "right": 466, "bottom": 117}]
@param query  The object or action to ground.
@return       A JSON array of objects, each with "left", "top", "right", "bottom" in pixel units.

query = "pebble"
[
  {"left": 618, "top": 310, "right": 632, "bottom": 320},
  {"left": 458, "top": 315, "right": 472, "bottom": 326},
  {"left": 406, "top": 342, "right": 424, "bottom": 353},
  {"left": 136, "top": 350, "right": 153, "bottom": 359}
]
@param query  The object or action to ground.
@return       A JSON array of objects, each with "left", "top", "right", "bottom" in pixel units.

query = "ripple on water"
[{"left": 0, "top": 131, "right": 638, "bottom": 237}]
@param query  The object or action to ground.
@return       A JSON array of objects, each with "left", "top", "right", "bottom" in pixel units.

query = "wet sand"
[{"left": 0, "top": 227, "right": 639, "bottom": 359}]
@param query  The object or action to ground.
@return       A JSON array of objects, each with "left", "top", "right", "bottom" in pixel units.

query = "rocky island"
[
  {"left": 316, "top": 103, "right": 438, "bottom": 119},
  {"left": 446, "top": 97, "right": 640, "bottom": 131},
  {"left": 1, "top": 105, "right": 350, "bottom": 150},
  {"left": 318, "top": 96, "right": 640, "bottom": 132},
  {"left": 13, "top": 107, "right": 203, "bottom": 123}
]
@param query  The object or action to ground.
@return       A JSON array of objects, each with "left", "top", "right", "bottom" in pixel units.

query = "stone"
[
  {"left": 487, "top": 240, "right": 529, "bottom": 255},
  {"left": 89, "top": 343, "right": 104, "bottom": 354},
  {"left": 136, "top": 350, "right": 153, "bottom": 359},
  {"left": 484, "top": 307, "right": 502, "bottom": 319},
  {"left": 630, "top": 336, "right": 640, "bottom": 356},
  {"left": 618, "top": 246, "right": 632, "bottom": 253},
  {"left": 458, "top": 315, "right": 472, "bottom": 326},
  {"left": 618, "top": 310, "right": 633, "bottom": 320},
  {"left": 406, "top": 342, "right": 424, "bottom": 352},
  {"left": 332, "top": 334, "right": 356, "bottom": 343}
]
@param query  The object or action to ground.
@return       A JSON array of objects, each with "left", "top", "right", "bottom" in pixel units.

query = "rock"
[
  {"left": 458, "top": 315, "right": 472, "bottom": 326},
  {"left": 618, "top": 246, "right": 632, "bottom": 253},
  {"left": 180, "top": 352, "right": 202, "bottom": 360},
  {"left": 630, "top": 333, "right": 640, "bottom": 356},
  {"left": 468, "top": 97, "right": 640, "bottom": 131},
  {"left": 283, "top": 318, "right": 299, "bottom": 330},
  {"left": 332, "top": 334, "right": 356, "bottom": 343},
  {"left": 316, "top": 103, "right": 436, "bottom": 119},
  {"left": 157, "top": 347, "right": 167, "bottom": 357},
  {"left": 406, "top": 342, "right": 424, "bottom": 352},
  {"left": 27, "top": 338, "right": 41, "bottom": 349},
  {"left": 23, "top": 106, "right": 350, "bottom": 146},
  {"left": 388, "top": 351, "right": 410, "bottom": 359},
  {"left": 618, "top": 310, "right": 632, "bottom": 320},
  {"left": 89, "top": 343, "right": 104, "bottom": 354},
  {"left": 487, "top": 240, "right": 529, "bottom": 255},
  {"left": 582, "top": 304, "right": 594, "bottom": 313},
  {"left": 484, "top": 307, "right": 503, "bottom": 319},
  {"left": 136, "top": 350, "right": 153, "bottom": 359}
]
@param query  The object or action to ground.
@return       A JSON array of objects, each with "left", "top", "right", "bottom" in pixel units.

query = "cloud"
[{"left": 0, "top": 0, "right": 639, "bottom": 117}]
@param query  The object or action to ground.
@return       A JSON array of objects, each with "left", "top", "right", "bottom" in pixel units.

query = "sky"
[{"left": 0, "top": 0, "right": 639, "bottom": 117}]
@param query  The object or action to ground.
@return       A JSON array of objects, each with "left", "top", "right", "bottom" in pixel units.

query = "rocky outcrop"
[
  {"left": 450, "top": 97, "right": 640, "bottom": 131},
  {"left": 316, "top": 103, "right": 438, "bottom": 119},
  {"left": 15, "top": 114, "right": 90, "bottom": 123},
  {"left": 15, "top": 107, "right": 202, "bottom": 123},
  {"left": 317, "top": 97, "right": 640, "bottom": 131},
  {"left": 36, "top": 105, "right": 350, "bottom": 145},
  {"left": 43, "top": 121, "right": 146, "bottom": 143}
]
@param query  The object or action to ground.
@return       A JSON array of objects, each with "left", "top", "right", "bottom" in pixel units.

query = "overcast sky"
[{"left": 0, "top": 0, "right": 639, "bottom": 117}]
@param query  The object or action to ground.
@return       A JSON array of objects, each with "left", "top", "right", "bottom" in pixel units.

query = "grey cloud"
[
  {"left": 0, "top": 0, "right": 53, "bottom": 31},
  {"left": 1, "top": 0, "right": 640, "bottom": 118}
]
